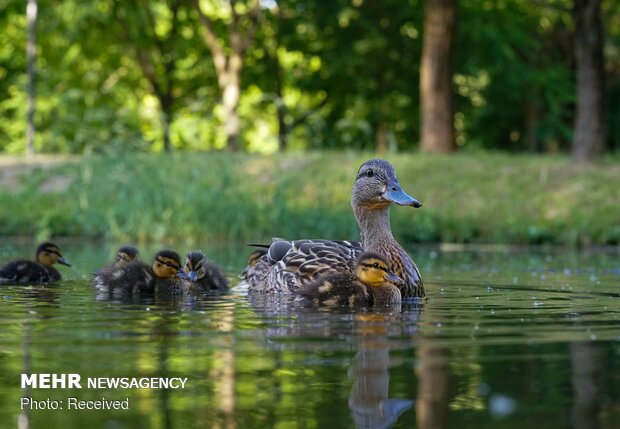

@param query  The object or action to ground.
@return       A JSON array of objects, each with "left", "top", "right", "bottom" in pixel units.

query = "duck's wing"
[{"left": 268, "top": 239, "right": 362, "bottom": 293}]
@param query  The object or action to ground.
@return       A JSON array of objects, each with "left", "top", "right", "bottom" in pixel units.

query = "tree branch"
[{"left": 193, "top": 0, "right": 227, "bottom": 76}]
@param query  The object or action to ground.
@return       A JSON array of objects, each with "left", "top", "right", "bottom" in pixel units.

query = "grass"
[{"left": 0, "top": 151, "right": 618, "bottom": 247}]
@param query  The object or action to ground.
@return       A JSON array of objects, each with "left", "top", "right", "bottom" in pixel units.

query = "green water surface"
[{"left": 0, "top": 241, "right": 618, "bottom": 429}]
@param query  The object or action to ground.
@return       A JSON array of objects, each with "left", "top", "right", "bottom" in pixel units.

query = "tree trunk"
[
  {"left": 277, "top": 101, "right": 287, "bottom": 152},
  {"left": 376, "top": 121, "right": 388, "bottom": 154},
  {"left": 161, "top": 111, "right": 172, "bottom": 152},
  {"left": 420, "top": 0, "right": 457, "bottom": 153},
  {"left": 571, "top": 0, "right": 605, "bottom": 162},
  {"left": 524, "top": 101, "right": 540, "bottom": 152},
  {"left": 221, "top": 67, "right": 241, "bottom": 152},
  {"left": 26, "top": 0, "right": 37, "bottom": 156},
  {"left": 194, "top": 0, "right": 259, "bottom": 152}
]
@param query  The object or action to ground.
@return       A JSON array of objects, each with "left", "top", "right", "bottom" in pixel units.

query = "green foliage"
[
  {"left": 0, "top": 152, "right": 617, "bottom": 246},
  {"left": 1, "top": 0, "right": 618, "bottom": 154}
]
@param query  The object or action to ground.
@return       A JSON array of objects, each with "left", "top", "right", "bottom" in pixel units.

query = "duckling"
[
  {"left": 152, "top": 250, "right": 186, "bottom": 296},
  {"left": 297, "top": 252, "right": 402, "bottom": 307},
  {"left": 240, "top": 248, "right": 267, "bottom": 279},
  {"left": 93, "top": 249, "right": 183, "bottom": 296},
  {"left": 179, "top": 251, "right": 228, "bottom": 292},
  {"left": 112, "top": 245, "right": 140, "bottom": 267},
  {"left": 94, "top": 245, "right": 140, "bottom": 274},
  {"left": 0, "top": 242, "right": 71, "bottom": 285},
  {"left": 245, "top": 159, "right": 425, "bottom": 298}
]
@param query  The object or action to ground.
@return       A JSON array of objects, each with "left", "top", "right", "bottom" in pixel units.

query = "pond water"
[{"left": 0, "top": 240, "right": 619, "bottom": 429}]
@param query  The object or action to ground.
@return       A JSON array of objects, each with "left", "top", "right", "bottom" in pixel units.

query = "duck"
[
  {"left": 95, "top": 245, "right": 140, "bottom": 273},
  {"left": 240, "top": 248, "right": 268, "bottom": 280},
  {"left": 0, "top": 242, "right": 71, "bottom": 285},
  {"left": 297, "top": 252, "right": 402, "bottom": 307},
  {"left": 93, "top": 249, "right": 184, "bottom": 296},
  {"left": 244, "top": 159, "right": 425, "bottom": 298},
  {"left": 111, "top": 245, "right": 140, "bottom": 266},
  {"left": 178, "top": 251, "right": 229, "bottom": 292}
]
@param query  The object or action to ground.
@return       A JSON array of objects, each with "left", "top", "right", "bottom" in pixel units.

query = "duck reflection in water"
[
  {"left": 246, "top": 295, "right": 423, "bottom": 429},
  {"left": 349, "top": 313, "right": 414, "bottom": 429}
]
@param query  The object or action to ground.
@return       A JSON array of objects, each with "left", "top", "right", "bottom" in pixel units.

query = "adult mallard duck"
[
  {"left": 178, "top": 251, "right": 229, "bottom": 292},
  {"left": 244, "top": 159, "right": 424, "bottom": 298},
  {"left": 297, "top": 252, "right": 402, "bottom": 307},
  {"left": 0, "top": 242, "right": 71, "bottom": 285},
  {"left": 93, "top": 249, "right": 184, "bottom": 295}
]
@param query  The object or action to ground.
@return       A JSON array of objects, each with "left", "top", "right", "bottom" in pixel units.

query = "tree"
[
  {"left": 111, "top": 0, "right": 187, "bottom": 152},
  {"left": 26, "top": 0, "right": 37, "bottom": 155},
  {"left": 572, "top": 0, "right": 606, "bottom": 161},
  {"left": 420, "top": 0, "right": 457, "bottom": 153},
  {"left": 194, "top": 0, "right": 260, "bottom": 151}
]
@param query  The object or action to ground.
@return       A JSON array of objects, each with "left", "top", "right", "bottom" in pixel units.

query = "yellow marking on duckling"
[
  {"left": 356, "top": 257, "right": 390, "bottom": 287},
  {"left": 318, "top": 282, "right": 333, "bottom": 294},
  {"left": 323, "top": 298, "right": 339, "bottom": 306}
]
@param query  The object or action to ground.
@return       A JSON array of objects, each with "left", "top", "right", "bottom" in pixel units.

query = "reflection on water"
[
  {"left": 571, "top": 341, "right": 605, "bottom": 429},
  {"left": 0, "top": 242, "right": 619, "bottom": 428}
]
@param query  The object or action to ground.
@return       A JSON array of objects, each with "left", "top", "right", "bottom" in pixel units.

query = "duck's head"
[
  {"left": 180, "top": 251, "right": 206, "bottom": 282},
  {"left": 151, "top": 250, "right": 182, "bottom": 279},
  {"left": 355, "top": 252, "right": 402, "bottom": 287},
  {"left": 115, "top": 245, "right": 140, "bottom": 267},
  {"left": 36, "top": 242, "right": 71, "bottom": 267},
  {"left": 352, "top": 159, "right": 422, "bottom": 210},
  {"left": 241, "top": 248, "right": 267, "bottom": 278}
]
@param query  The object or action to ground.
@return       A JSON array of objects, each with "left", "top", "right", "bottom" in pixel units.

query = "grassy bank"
[{"left": 0, "top": 151, "right": 618, "bottom": 246}]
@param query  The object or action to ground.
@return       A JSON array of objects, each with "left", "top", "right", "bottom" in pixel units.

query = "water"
[{"left": 0, "top": 241, "right": 618, "bottom": 429}]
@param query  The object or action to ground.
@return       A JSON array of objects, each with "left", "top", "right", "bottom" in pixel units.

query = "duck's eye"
[
  {"left": 366, "top": 169, "right": 374, "bottom": 178},
  {"left": 372, "top": 263, "right": 380, "bottom": 269}
]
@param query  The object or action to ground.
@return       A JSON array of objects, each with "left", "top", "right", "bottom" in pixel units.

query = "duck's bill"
[
  {"left": 177, "top": 270, "right": 197, "bottom": 282},
  {"left": 58, "top": 257, "right": 71, "bottom": 267},
  {"left": 382, "top": 182, "right": 422, "bottom": 208},
  {"left": 387, "top": 272, "right": 403, "bottom": 283}
]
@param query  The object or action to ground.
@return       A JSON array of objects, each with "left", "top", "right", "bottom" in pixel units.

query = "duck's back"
[
  {"left": 249, "top": 239, "right": 362, "bottom": 294},
  {"left": 93, "top": 261, "right": 154, "bottom": 294},
  {"left": 297, "top": 272, "right": 370, "bottom": 307},
  {"left": 0, "top": 260, "right": 58, "bottom": 285}
]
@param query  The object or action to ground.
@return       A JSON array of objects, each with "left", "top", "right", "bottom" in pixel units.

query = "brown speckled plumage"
[
  {"left": 297, "top": 252, "right": 402, "bottom": 307},
  {"left": 244, "top": 159, "right": 425, "bottom": 298}
]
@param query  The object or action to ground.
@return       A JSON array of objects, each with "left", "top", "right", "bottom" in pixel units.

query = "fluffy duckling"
[
  {"left": 152, "top": 250, "right": 186, "bottom": 296},
  {"left": 93, "top": 249, "right": 183, "bottom": 295},
  {"left": 112, "top": 245, "right": 140, "bottom": 266},
  {"left": 0, "top": 242, "right": 71, "bottom": 285},
  {"left": 95, "top": 245, "right": 140, "bottom": 273},
  {"left": 179, "top": 251, "right": 229, "bottom": 292},
  {"left": 297, "top": 252, "right": 402, "bottom": 307}
]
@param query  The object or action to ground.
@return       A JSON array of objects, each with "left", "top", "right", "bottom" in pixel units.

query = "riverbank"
[{"left": 0, "top": 151, "right": 618, "bottom": 246}]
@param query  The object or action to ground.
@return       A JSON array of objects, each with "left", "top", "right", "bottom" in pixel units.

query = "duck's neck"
[{"left": 354, "top": 205, "right": 395, "bottom": 250}]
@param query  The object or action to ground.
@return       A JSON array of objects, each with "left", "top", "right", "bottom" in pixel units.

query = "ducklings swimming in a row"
[
  {"left": 94, "top": 247, "right": 228, "bottom": 296},
  {"left": 0, "top": 242, "right": 71, "bottom": 285},
  {"left": 296, "top": 252, "right": 402, "bottom": 307},
  {"left": 94, "top": 249, "right": 184, "bottom": 295}
]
